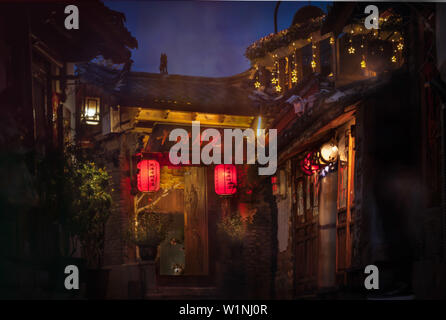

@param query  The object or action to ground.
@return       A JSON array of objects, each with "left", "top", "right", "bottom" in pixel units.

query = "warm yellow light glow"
[
  {"left": 361, "top": 59, "right": 366, "bottom": 69},
  {"left": 84, "top": 97, "right": 100, "bottom": 125},
  {"left": 391, "top": 55, "right": 397, "bottom": 63},
  {"left": 271, "top": 77, "right": 278, "bottom": 84},
  {"left": 291, "top": 69, "right": 298, "bottom": 83},
  {"left": 397, "top": 43, "right": 404, "bottom": 51},
  {"left": 348, "top": 46, "right": 356, "bottom": 54},
  {"left": 320, "top": 142, "right": 339, "bottom": 163},
  {"left": 254, "top": 81, "right": 261, "bottom": 88},
  {"left": 86, "top": 107, "right": 96, "bottom": 117},
  {"left": 275, "top": 85, "right": 282, "bottom": 92},
  {"left": 311, "top": 60, "right": 316, "bottom": 69},
  {"left": 330, "top": 37, "right": 335, "bottom": 45}
]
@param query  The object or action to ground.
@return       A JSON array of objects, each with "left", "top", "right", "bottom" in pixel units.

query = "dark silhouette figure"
[{"left": 159, "top": 53, "right": 168, "bottom": 74}]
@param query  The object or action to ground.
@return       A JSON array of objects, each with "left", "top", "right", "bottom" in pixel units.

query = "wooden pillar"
[{"left": 345, "top": 127, "right": 355, "bottom": 270}]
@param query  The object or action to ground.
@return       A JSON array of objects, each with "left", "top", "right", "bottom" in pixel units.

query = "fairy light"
[
  {"left": 330, "top": 37, "right": 335, "bottom": 45},
  {"left": 311, "top": 59, "right": 316, "bottom": 70},
  {"left": 391, "top": 55, "right": 397, "bottom": 63},
  {"left": 361, "top": 57, "right": 366, "bottom": 69},
  {"left": 254, "top": 65, "right": 261, "bottom": 89},
  {"left": 311, "top": 39, "right": 317, "bottom": 71},
  {"left": 397, "top": 43, "right": 404, "bottom": 51},
  {"left": 290, "top": 50, "right": 298, "bottom": 84},
  {"left": 348, "top": 36, "right": 355, "bottom": 54},
  {"left": 291, "top": 69, "right": 298, "bottom": 83},
  {"left": 271, "top": 60, "right": 280, "bottom": 92}
]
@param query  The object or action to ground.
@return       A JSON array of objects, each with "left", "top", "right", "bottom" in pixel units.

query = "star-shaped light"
[
  {"left": 291, "top": 70, "right": 298, "bottom": 83},
  {"left": 348, "top": 46, "right": 356, "bottom": 54},
  {"left": 254, "top": 81, "right": 261, "bottom": 88}
]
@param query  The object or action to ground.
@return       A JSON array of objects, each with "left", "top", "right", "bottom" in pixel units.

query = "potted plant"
[
  {"left": 67, "top": 161, "right": 113, "bottom": 299},
  {"left": 128, "top": 211, "right": 170, "bottom": 261}
]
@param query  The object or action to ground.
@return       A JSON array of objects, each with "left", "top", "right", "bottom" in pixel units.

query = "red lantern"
[
  {"left": 271, "top": 176, "right": 278, "bottom": 195},
  {"left": 137, "top": 159, "right": 160, "bottom": 192},
  {"left": 300, "top": 152, "right": 321, "bottom": 176},
  {"left": 214, "top": 164, "right": 237, "bottom": 195}
]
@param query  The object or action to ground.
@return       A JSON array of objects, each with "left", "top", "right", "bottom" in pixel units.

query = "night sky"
[{"left": 104, "top": 1, "right": 330, "bottom": 78}]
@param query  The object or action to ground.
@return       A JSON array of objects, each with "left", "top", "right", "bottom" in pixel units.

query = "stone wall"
[
  {"left": 243, "top": 179, "right": 277, "bottom": 299},
  {"left": 94, "top": 132, "right": 142, "bottom": 267}
]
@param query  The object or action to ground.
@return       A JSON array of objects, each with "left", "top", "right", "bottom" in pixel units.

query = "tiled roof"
[{"left": 116, "top": 71, "right": 260, "bottom": 116}]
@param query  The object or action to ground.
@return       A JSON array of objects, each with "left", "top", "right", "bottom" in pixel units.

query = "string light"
[
  {"left": 360, "top": 35, "right": 366, "bottom": 69},
  {"left": 391, "top": 55, "right": 397, "bottom": 63},
  {"left": 348, "top": 37, "right": 355, "bottom": 54},
  {"left": 271, "top": 60, "right": 280, "bottom": 92},
  {"left": 254, "top": 65, "right": 261, "bottom": 89},
  {"left": 311, "top": 39, "right": 317, "bottom": 71},
  {"left": 291, "top": 50, "right": 298, "bottom": 84},
  {"left": 397, "top": 43, "right": 404, "bottom": 51},
  {"left": 311, "top": 59, "right": 317, "bottom": 69},
  {"left": 361, "top": 57, "right": 366, "bottom": 69},
  {"left": 330, "top": 37, "right": 335, "bottom": 45},
  {"left": 291, "top": 69, "right": 298, "bottom": 83}
]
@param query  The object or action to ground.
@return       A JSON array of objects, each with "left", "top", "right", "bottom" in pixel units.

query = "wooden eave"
[{"left": 129, "top": 107, "right": 256, "bottom": 134}]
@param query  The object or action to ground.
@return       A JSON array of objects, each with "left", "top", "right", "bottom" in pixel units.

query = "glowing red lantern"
[
  {"left": 137, "top": 159, "right": 160, "bottom": 192},
  {"left": 271, "top": 176, "right": 278, "bottom": 195},
  {"left": 300, "top": 152, "right": 321, "bottom": 176},
  {"left": 214, "top": 164, "right": 237, "bottom": 195}
]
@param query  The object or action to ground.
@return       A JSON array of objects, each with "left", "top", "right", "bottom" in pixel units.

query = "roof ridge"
[{"left": 127, "top": 70, "right": 251, "bottom": 83}]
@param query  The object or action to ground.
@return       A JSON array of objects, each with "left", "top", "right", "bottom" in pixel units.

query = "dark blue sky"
[{"left": 105, "top": 1, "right": 329, "bottom": 77}]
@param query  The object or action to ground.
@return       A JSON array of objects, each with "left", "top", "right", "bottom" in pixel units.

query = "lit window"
[{"left": 83, "top": 97, "right": 100, "bottom": 125}]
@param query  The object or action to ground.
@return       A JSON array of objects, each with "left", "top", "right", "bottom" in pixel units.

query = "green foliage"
[
  {"left": 65, "top": 149, "right": 113, "bottom": 269},
  {"left": 127, "top": 212, "right": 171, "bottom": 247}
]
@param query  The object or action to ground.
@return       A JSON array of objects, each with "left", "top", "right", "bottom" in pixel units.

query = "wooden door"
[
  {"left": 184, "top": 167, "right": 209, "bottom": 275},
  {"left": 294, "top": 171, "right": 319, "bottom": 296}
]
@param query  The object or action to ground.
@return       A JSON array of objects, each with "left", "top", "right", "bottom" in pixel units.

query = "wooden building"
[
  {"left": 246, "top": 4, "right": 446, "bottom": 299},
  {"left": 0, "top": 1, "right": 136, "bottom": 298},
  {"left": 76, "top": 63, "right": 271, "bottom": 298}
]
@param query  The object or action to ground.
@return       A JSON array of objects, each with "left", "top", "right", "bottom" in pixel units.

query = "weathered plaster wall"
[
  {"left": 274, "top": 162, "right": 294, "bottom": 299},
  {"left": 318, "top": 171, "right": 337, "bottom": 290}
]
